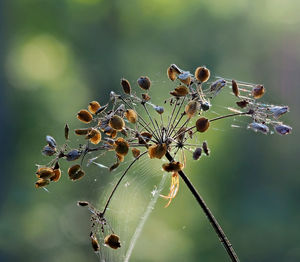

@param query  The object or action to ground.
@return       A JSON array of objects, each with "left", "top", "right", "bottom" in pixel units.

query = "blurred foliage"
[{"left": 1, "top": 0, "right": 299, "bottom": 261}]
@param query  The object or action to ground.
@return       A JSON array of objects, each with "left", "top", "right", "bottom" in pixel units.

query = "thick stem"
[{"left": 165, "top": 151, "right": 240, "bottom": 262}]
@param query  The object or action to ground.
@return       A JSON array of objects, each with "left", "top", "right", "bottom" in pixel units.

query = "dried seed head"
[
  {"left": 131, "top": 148, "right": 141, "bottom": 158},
  {"left": 114, "top": 137, "right": 129, "bottom": 156},
  {"left": 35, "top": 178, "right": 50, "bottom": 188},
  {"left": 125, "top": 109, "right": 138, "bottom": 124},
  {"left": 236, "top": 100, "right": 249, "bottom": 108},
  {"left": 77, "top": 201, "right": 89, "bottom": 207},
  {"left": 77, "top": 109, "right": 93, "bottom": 123},
  {"left": 121, "top": 78, "right": 131, "bottom": 94},
  {"left": 109, "top": 162, "right": 120, "bottom": 172},
  {"left": 91, "top": 235, "right": 100, "bottom": 252},
  {"left": 274, "top": 124, "right": 292, "bottom": 135},
  {"left": 36, "top": 167, "right": 54, "bottom": 179},
  {"left": 148, "top": 143, "right": 167, "bottom": 159},
  {"left": 46, "top": 135, "right": 56, "bottom": 148},
  {"left": 66, "top": 149, "right": 82, "bottom": 161},
  {"left": 185, "top": 101, "right": 198, "bottom": 118},
  {"left": 154, "top": 106, "right": 164, "bottom": 114},
  {"left": 138, "top": 132, "right": 152, "bottom": 144},
  {"left": 50, "top": 162, "right": 61, "bottom": 182},
  {"left": 162, "top": 162, "right": 183, "bottom": 172},
  {"left": 202, "top": 141, "right": 210, "bottom": 156},
  {"left": 68, "top": 164, "right": 85, "bottom": 181},
  {"left": 232, "top": 80, "right": 239, "bottom": 97},
  {"left": 270, "top": 106, "right": 289, "bottom": 119},
  {"left": 104, "top": 234, "right": 121, "bottom": 249},
  {"left": 248, "top": 122, "right": 269, "bottom": 134},
  {"left": 137, "top": 76, "right": 151, "bottom": 90},
  {"left": 142, "top": 93, "right": 151, "bottom": 102},
  {"left": 178, "top": 72, "right": 191, "bottom": 86},
  {"left": 252, "top": 85, "right": 265, "bottom": 99},
  {"left": 88, "top": 101, "right": 101, "bottom": 114},
  {"left": 109, "top": 115, "right": 125, "bottom": 131},
  {"left": 167, "top": 66, "right": 177, "bottom": 81},
  {"left": 75, "top": 128, "right": 91, "bottom": 135},
  {"left": 193, "top": 148, "right": 202, "bottom": 160},
  {"left": 196, "top": 117, "right": 210, "bottom": 133},
  {"left": 195, "top": 66, "right": 210, "bottom": 83},
  {"left": 170, "top": 85, "right": 189, "bottom": 97},
  {"left": 87, "top": 129, "right": 102, "bottom": 144},
  {"left": 65, "top": 124, "right": 69, "bottom": 140},
  {"left": 42, "top": 145, "right": 56, "bottom": 156}
]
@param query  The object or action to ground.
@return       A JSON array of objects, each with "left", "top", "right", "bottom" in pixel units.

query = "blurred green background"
[{"left": 0, "top": 0, "right": 299, "bottom": 261}]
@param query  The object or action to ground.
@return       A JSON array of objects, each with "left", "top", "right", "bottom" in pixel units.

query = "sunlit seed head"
[
  {"left": 104, "top": 234, "right": 121, "bottom": 249},
  {"left": 142, "top": 93, "right": 151, "bottom": 102},
  {"left": 252, "top": 85, "right": 265, "bottom": 99},
  {"left": 114, "top": 137, "right": 129, "bottom": 156},
  {"left": 65, "top": 124, "right": 69, "bottom": 140},
  {"left": 148, "top": 143, "right": 167, "bottom": 159},
  {"left": 36, "top": 167, "right": 55, "bottom": 179},
  {"left": 167, "top": 66, "right": 177, "bottom": 81},
  {"left": 42, "top": 145, "right": 56, "bottom": 156},
  {"left": 121, "top": 78, "right": 131, "bottom": 94},
  {"left": 162, "top": 162, "right": 183, "bottom": 172},
  {"left": 88, "top": 129, "right": 102, "bottom": 144},
  {"left": 196, "top": 117, "right": 210, "bottom": 133},
  {"left": 137, "top": 76, "right": 151, "bottom": 90},
  {"left": 195, "top": 66, "right": 210, "bottom": 83},
  {"left": 68, "top": 164, "right": 85, "bottom": 181},
  {"left": 170, "top": 85, "right": 189, "bottom": 97},
  {"left": 109, "top": 115, "right": 125, "bottom": 131},
  {"left": 185, "top": 100, "right": 198, "bottom": 118},
  {"left": 46, "top": 135, "right": 57, "bottom": 148},
  {"left": 88, "top": 101, "right": 101, "bottom": 114},
  {"left": 131, "top": 148, "right": 141, "bottom": 158},
  {"left": 274, "top": 124, "right": 292, "bottom": 135},
  {"left": 75, "top": 128, "right": 91, "bottom": 135},
  {"left": 193, "top": 147, "right": 202, "bottom": 160},
  {"left": 202, "top": 141, "right": 210, "bottom": 156},
  {"left": 77, "top": 109, "right": 93, "bottom": 123},
  {"left": 51, "top": 167, "right": 61, "bottom": 182},
  {"left": 66, "top": 149, "right": 81, "bottom": 161},
  {"left": 125, "top": 109, "right": 138, "bottom": 124},
  {"left": 236, "top": 100, "right": 248, "bottom": 108},
  {"left": 91, "top": 235, "right": 100, "bottom": 252},
  {"left": 35, "top": 178, "right": 50, "bottom": 188},
  {"left": 232, "top": 80, "right": 239, "bottom": 97}
]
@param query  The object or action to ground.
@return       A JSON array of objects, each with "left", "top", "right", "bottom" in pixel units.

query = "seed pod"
[
  {"left": 75, "top": 128, "right": 91, "bottom": 135},
  {"left": 51, "top": 162, "right": 61, "bottom": 182},
  {"left": 196, "top": 117, "right": 210, "bottom": 133},
  {"left": 42, "top": 145, "right": 56, "bottom": 156},
  {"left": 95, "top": 104, "right": 108, "bottom": 115},
  {"left": 210, "top": 79, "right": 226, "bottom": 94},
  {"left": 88, "top": 101, "right": 101, "bottom": 114},
  {"left": 120, "top": 78, "right": 131, "bottom": 94},
  {"left": 200, "top": 101, "right": 210, "bottom": 111},
  {"left": 104, "top": 234, "right": 121, "bottom": 249},
  {"left": 125, "top": 109, "right": 138, "bottom": 124},
  {"left": 109, "top": 162, "right": 120, "bottom": 172},
  {"left": 109, "top": 115, "right": 125, "bottom": 131},
  {"left": 148, "top": 143, "right": 167, "bottom": 159},
  {"left": 252, "top": 85, "right": 265, "bottom": 99},
  {"left": 35, "top": 178, "right": 50, "bottom": 188},
  {"left": 162, "top": 162, "right": 183, "bottom": 172},
  {"left": 68, "top": 164, "right": 85, "bottom": 181},
  {"left": 65, "top": 124, "right": 69, "bottom": 140},
  {"left": 36, "top": 167, "right": 54, "bottom": 179},
  {"left": 77, "top": 109, "right": 93, "bottom": 123},
  {"left": 193, "top": 148, "right": 202, "bottom": 160},
  {"left": 170, "top": 64, "right": 182, "bottom": 74},
  {"left": 91, "top": 235, "right": 100, "bottom": 252},
  {"left": 77, "top": 201, "right": 89, "bottom": 207},
  {"left": 202, "top": 141, "right": 210, "bottom": 156},
  {"left": 138, "top": 132, "right": 152, "bottom": 144},
  {"left": 116, "top": 153, "right": 124, "bottom": 162},
  {"left": 66, "top": 149, "right": 81, "bottom": 161},
  {"left": 236, "top": 100, "right": 248, "bottom": 108},
  {"left": 86, "top": 129, "right": 102, "bottom": 144},
  {"left": 170, "top": 85, "right": 189, "bottom": 97},
  {"left": 269, "top": 106, "right": 289, "bottom": 119},
  {"left": 137, "top": 76, "right": 151, "bottom": 90},
  {"left": 178, "top": 72, "right": 191, "bottom": 86},
  {"left": 114, "top": 137, "right": 129, "bottom": 156},
  {"left": 46, "top": 135, "right": 56, "bottom": 148},
  {"left": 248, "top": 122, "right": 269, "bottom": 134},
  {"left": 185, "top": 101, "right": 198, "bottom": 118},
  {"left": 142, "top": 93, "right": 151, "bottom": 102},
  {"left": 132, "top": 148, "right": 141, "bottom": 158},
  {"left": 195, "top": 66, "right": 210, "bottom": 83},
  {"left": 154, "top": 106, "right": 164, "bottom": 114},
  {"left": 274, "top": 124, "right": 292, "bottom": 135},
  {"left": 232, "top": 80, "right": 239, "bottom": 97},
  {"left": 167, "top": 66, "right": 177, "bottom": 81}
]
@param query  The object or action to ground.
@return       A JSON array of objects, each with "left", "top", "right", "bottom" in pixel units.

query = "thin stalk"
[{"left": 165, "top": 151, "right": 240, "bottom": 262}]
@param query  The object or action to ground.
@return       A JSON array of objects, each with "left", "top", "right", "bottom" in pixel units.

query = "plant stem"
[{"left": 165, "top": 151, "right": 240, "bottom": 262}]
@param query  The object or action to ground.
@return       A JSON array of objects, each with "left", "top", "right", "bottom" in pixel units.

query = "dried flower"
[
  {"left": 77, "top": 109, "right": 93, "bottom": 123},
  {"left": 121, "top": 78, "right": 131, "bottom": 94},
  {"left": 195, "top": 66, "right": 210, "bottom": 83},
  {"left": 104, "top": 234, "right": 121, "bottom": 249},
  {"left": 88, "top": 101, "right": 101, "bottom": 114},
  {"left": 137, "top": 76, "right": 151, "bottom": 90}
]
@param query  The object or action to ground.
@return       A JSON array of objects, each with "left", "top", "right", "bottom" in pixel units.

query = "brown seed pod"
[
  {"left": 194, "top": 66, "right": 210, "bottom": 83},
  {"left": 77, "top": 201, "right": 89, "bottom": 207},
  {"left": 121, "top": 78, "right": 131, "bottom": 94},
  {"left": 116, "top": 153, "right": 125, "bottom": 162},
  {"left": 51, "top": 162, "right": 61, "bottom": 182},
  {"left": 109, "top": 162, "right": 120, "bottom": 172},
  {"left": 88, "top": 101, "right": 101, "bottom": 114},
  {"left": 232, "top": 80, "right": 239, "bottom": 97},
  {"left": 104, "top": 234, "right": 121, "bottom": 249},
  {"left": 170, "top": 85, "right": 189, "bottom": 97},
  {"left": 137, "top": 76, "right": 151, "bottom": 90},
  {"left": 236, "top": 100, "right": 248, "bottom": 108},
  {"left": 142, "top": 93, "right": 151, "bottom": 102},
  {"left": 167, "top": 66, "right": 177, "bottom": 81},
  {"left": 162, "top": 162, "right": 183, "bottom": 172},
  {"left": 196, "top": 117, "right": 210, "bottom": 133},
  {"left": 86, "top": 128, "right": 102, "bottom": 144},
  {"left": 75, "top": 128, "right": 91, "bottom": 135},
  {"left": 68, "top": 164, "right": 85, "bottom": 181},
  {"left": 178, "top": 72, "right": 191, "bottom": 86},
  {"left": 148, "top": 143, "right": 167, "bottom": 159},
  {"left": 131, "top": 148, "right": 141, "bottom": 158},
  {"left": 114, "top": 137, "right": 129, "bottom": 156},
  {"left": 202, "top": 141, "right": 210, "bottom": 156},
  {"left": 252, "top": 85, "right": 265, "bottom": 99},
  {"left": 124, "top": 109, "right": 138, "bottom": 124},
  {"left": 64, "top": 124, "right": 69, "bottom": 140},
  {"left": 91, "top": 235, "right": 100, "bottom": 252},
  {"left": 35, "top": 178, "right": 50, "bottom": 188},
  {"left": 36, "top": 167, "right": 55, "bottom": 179},
  {"left": 109, "top": 115, "right": 125, "bottom": 131},
  {"left": 185, "top": 101, "right": 198, "bottom": 118},
  {"left": 77, "top": 109, "right": 93, "bottom": 123}
]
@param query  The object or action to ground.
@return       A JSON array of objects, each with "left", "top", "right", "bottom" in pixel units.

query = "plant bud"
[
  {"left": 248, "top": 122, "right": 269, "bottom": 134},
  {"left": 269, "top": 106, "right": 289, "bottom": 119},
  {"left": 51, "top": 162, "right": 61, "bottom": 182},
  {"left": 88, "top": 101, "right": 101, "bottom": 114},
  {"left": 42, "top": 145, "right": 56, "bottom": 156},
  {"left": 125, "top": 109, "right": 138, "bottom": 124},
  {"left": 104, "top": 234, "right": 121, "bottom": 249},
  {"left": 274, "top": 124, "right": 292, "bottom": 135},
  {"left": 77, "top": 201, "right": 89, "bottom": 207},
  {"left": 109, "top": 115, "right": 125, "bottom": 131},
  {"left": 202, "top": 141, "right": 210, "bottom": 156},
  {"left": 162, "top": 162, "right": 183, "bottom": 172},
  {"left": 114, "top": 137, "right": 129, "bottom": 156},
  {"left": 185, "top": 101, "right": 198, "bottom": 118},
  {"left": 66, "top": 149, "right": 81, "bottom": 161},
  {"left": 137, "top": 76, "right": 151, "bottom": 90},
  {"left": 77, "top": 109, "right": 93, "bottom": 123},
  {"left": 121, "top": 78, "right": 131, "bottom": 94},
  {"left": 154, "top": 106, "right": 164, "bottom": 114},
  {"left": 167, "top": 66, "right": 177, "bottom": 81},
  {"left": 148, "top": 143, "right": 167, "bottom": 159},
  {"left": 196, "top": 117, "right": 210, "bottom": 133},
  {"left": 46, "top": 135, "right": 56, "bottom": 148},
  {"left": 65, "top": 124, "right": 69, "bottom": 140},
  {"left": 91, "top": 235, "right": 100, "bottom": 252},
  {"left": 232, "top": 80, "right": 239, "bottom": 97},
  {"left": 193, "top": 148, "right": 202, "bottom": 160},
  {"left": 142, "top": 93, "right": 151, "bottom": 102},
  {"left": 195, "top": 66, "right": 210, "bottom": 83},
  {"left": 252, "top": 85, "right": 265, "bottom": 99}
]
